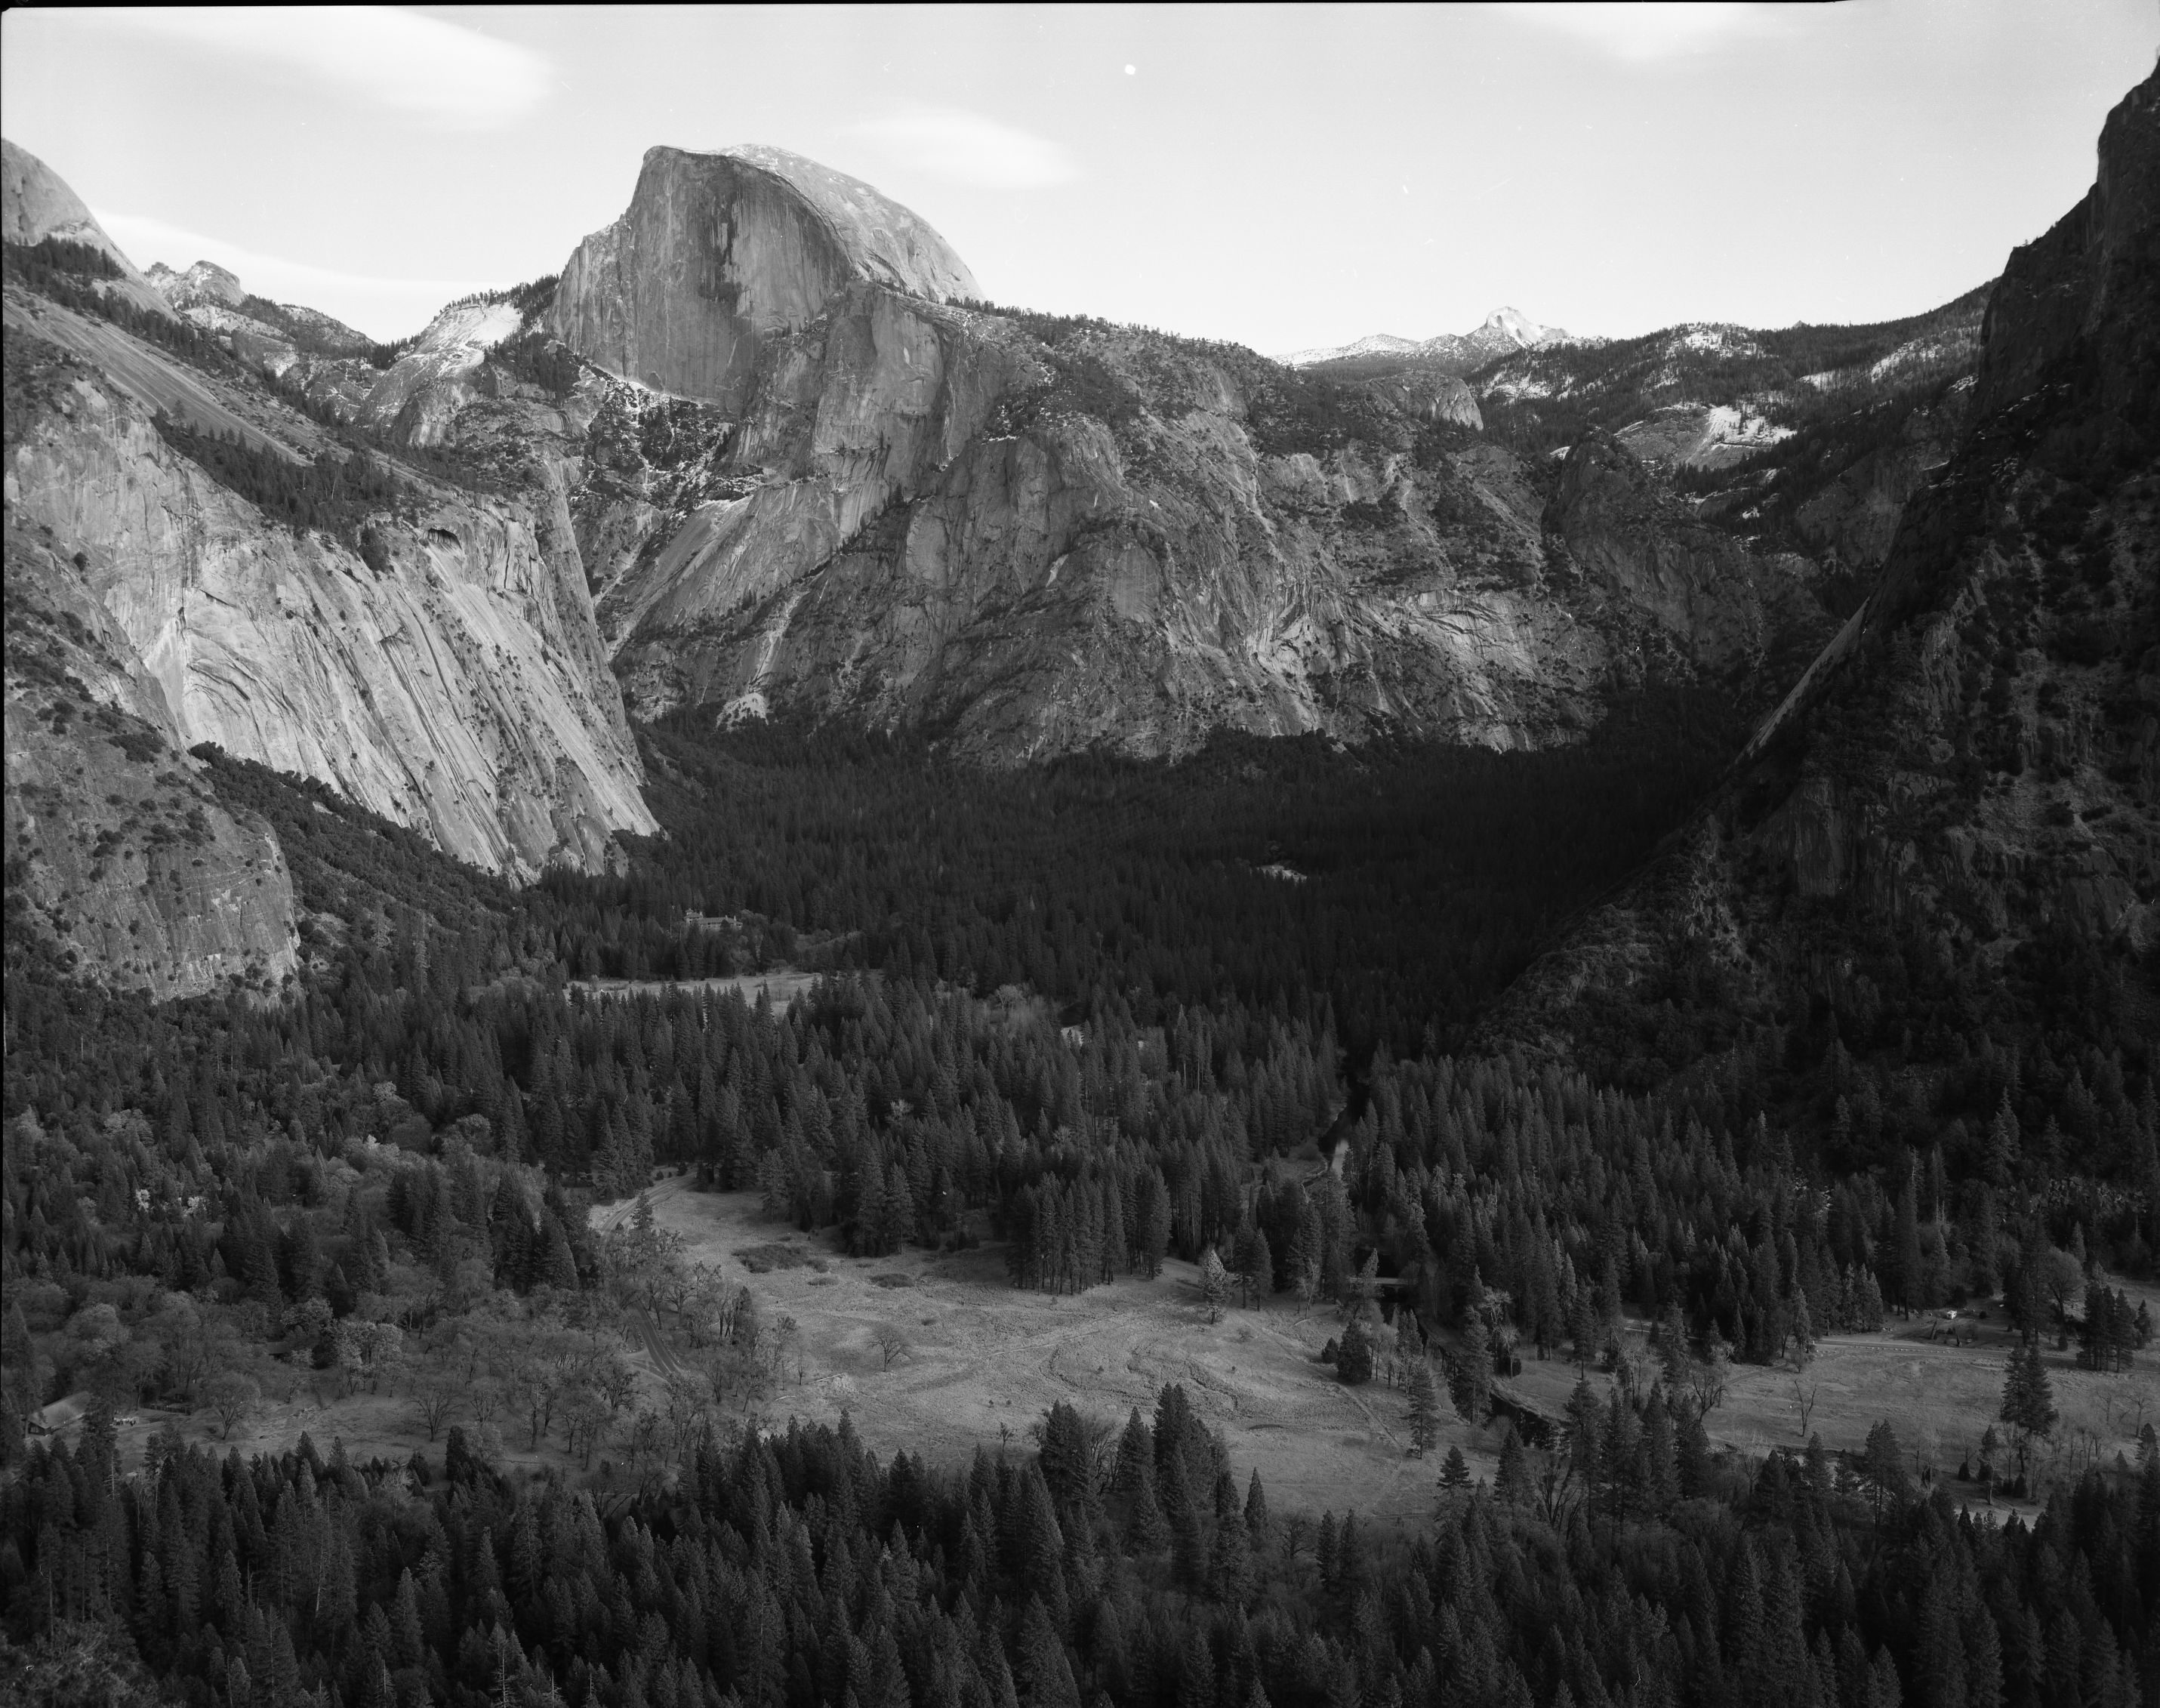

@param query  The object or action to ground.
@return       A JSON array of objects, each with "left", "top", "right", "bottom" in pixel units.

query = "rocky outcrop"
[
  {"left": 1783, "top": 381, "right": 1972, "bottom": 575},
  {"left": 1546, "top": 430, "right": 1832, "bottom": 685},
  {"left": 1352, "top": 369, "right": 1483, "bottom": 430},
  {"left": 4, "top": 517, "right": 299, "bottom": 998},
  {"left": 358, "top": 296, "right": 528, "bottom": 445},
  {"left": 549, "top": 146, "right": 979, "bottom": 412},
  {"left": 144, "top": 259, "right": 380, "bottom": 384},
  {"left": 145, "top": 259, "right": 247, "bottom": 311}
]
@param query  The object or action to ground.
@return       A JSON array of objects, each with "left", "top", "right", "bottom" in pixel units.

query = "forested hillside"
[{"left": 5, "top": 1386, "right": 2154, "bottom": 1708}]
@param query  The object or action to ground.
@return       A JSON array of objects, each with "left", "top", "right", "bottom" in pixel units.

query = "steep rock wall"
[
  {"left": 550, "top": 146, "right": 978, "bottom": 413},
  {"left": 1488, "top": 63, "right": 2160, "bottom": 1062},
  {"left": 4, "top": 306, "right": 655, "bottom": 883},
  {"left": 5, "top": 519, "right": 299, "bottom": 997},
  {"left": 575, "top": 293, "right": 1822, "bottom": 761}
]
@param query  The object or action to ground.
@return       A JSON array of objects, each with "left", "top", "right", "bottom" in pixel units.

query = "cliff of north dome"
[
  {"left": 4, "top": 139, "right": 659, "bottom": 998},
  {"left": 2, "top": 295, "right": 654, "bottom": 881}
]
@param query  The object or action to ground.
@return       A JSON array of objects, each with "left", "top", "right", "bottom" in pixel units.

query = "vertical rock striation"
[{"left": 550, "top": 145, "right": 980, "bottom": 412}]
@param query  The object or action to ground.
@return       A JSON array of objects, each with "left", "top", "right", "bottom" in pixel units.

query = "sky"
[{"left": 2, "top": 4, "right": 2155, "bottom": 347}]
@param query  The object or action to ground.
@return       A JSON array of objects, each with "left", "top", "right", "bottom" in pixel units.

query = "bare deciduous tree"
[
  {"left": 872, "top": 1323, "right": 910, "bottom": 1369},
  {"left": 202, "top": 1371, "right": 260, "bottom": 1440},
  {"left": 409, "top": 1358, "right": 461, "bottom": 1442}
]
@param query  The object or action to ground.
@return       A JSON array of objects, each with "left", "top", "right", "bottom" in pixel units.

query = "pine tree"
[
  {"left": 1336, "top": 1315, "right": 1374, "bottom": 1386},
  {"left": 1998, "top": 1341, "right": 2056, "bottom": 1470},
  {"left": 1407, "top": 1358, "right": 1441, "bottom": 1455},
  {"left": 1860, "top": 1420, "right": 1912, "bottom": 1517},
  {"left": 1111, "top": 1408, "right": 1154, "bottom": 1499},
  {"left": 1124, "top": 1459, "right": 1169, "bottom": 1553},
  {"left": 1176, "top": 1626, "right": 1216, "bottom": 1708},
  {"left": 1243, "top": 1466, "right": 1269, "bottom": 1541},
  {"left": 1139, "top": 1176, "right": 1171, "bottom": 1279},
  {"left": 1438, "top": 1445, "right": 1471, "bottom": 1491},
  {"left": 1890, "top": 1173, "right": 1923, "bottom": 1315},
  {"left": 1209, "top": 1508, "right": 1254, "bottom": 1605},
  {"left": 1015, "top": 1595, "right": 1080, "bottom": 1708},
  {"left": 1452, "top": 1314, "right": 1492, "bottom": 1420},
  {"left": 1038, "top": 1401, "right": 1098, "bottom": 1521}
]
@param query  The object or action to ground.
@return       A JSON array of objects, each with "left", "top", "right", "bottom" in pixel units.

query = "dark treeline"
[
  {"left": 549, "top": 694, "right": 1744, "bottom": 1066},
  {"left": 151, "top": 415, "right": 408, "bottom": 563},
  {"left": 4, "top": 1373, "right": 2155, "bottom": 1708},
  {"left": 0, "top": 237, "right": 122, "bottom": 289}
]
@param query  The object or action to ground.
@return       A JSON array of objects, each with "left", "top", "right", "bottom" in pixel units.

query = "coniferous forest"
[{"left": 3, "top": 698, "right": 2155, "bottom": 1708}]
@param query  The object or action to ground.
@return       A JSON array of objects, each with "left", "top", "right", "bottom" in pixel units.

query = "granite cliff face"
[
  {"left": 4, "top": 141, "right": 661, "bottom": 994},
  {"left": 1492, "top": 65, "right": 2160, "bottom": 1060},
  {"left": 550, "top": 145, "right": 980, "bottom": 414},
  {"left": 2, "top": 293, "right": 655, "bottom": 880},
  {"left": 537, "top": 150, "right": 1839, "bottom": 761},
  {"left": 5, "top": 517, "right": 300, "bottom": 997}
]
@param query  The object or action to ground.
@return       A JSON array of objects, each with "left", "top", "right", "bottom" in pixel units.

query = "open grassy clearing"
[
  {"left": 618, "top": 1180, "right": 2158, "bottom": 1525},
  {"left": 79, "top": 1189, "right": 2152, "bottom": 1531},
  {"left": 605, "top": 1179, "right": 1485, "bottom": 1531},
  {"left": 1502, "top": 1275, "right": 2160, "bottom": 1518}
]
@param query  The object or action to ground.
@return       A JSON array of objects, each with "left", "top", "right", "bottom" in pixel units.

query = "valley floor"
[
  {"left": 84, "top": 1183, "right": 2155, "bottom": 1533},
  {"left": 601, "top": 1180, "right": 1462, "bottom": 1532}
]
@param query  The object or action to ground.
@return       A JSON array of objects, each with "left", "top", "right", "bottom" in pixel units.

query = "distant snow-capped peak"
[
  {"left": 1273, "top": 331, "right": 1422, "bottom": 366},
  {"left": 1478, "top": 307, "right": 1557, "bottom": 347},
  {"left": 1277, "top": 308, "right": 1579, "bottom": 369}
]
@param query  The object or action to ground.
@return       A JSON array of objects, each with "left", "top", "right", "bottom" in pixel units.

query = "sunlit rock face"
[
  {"left": 550, "top": 144, "right": 981, "bottom": 412},
  {"left": 553, "top": 153, "right": 1835, "bottom": 762},
  {"left": 3, "top": 304, "right": 655, "bottom": 881}
]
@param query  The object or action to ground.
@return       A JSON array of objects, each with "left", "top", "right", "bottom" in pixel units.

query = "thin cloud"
[
  {"left": 95, "top": 209, "right": 504, "bottom": 341},
  {"left": 54, "top": 7, "right": 552, "bottom": 129},
  {"left": 850, "top": 106, "right": 1078, "bottom": 189},
  {"left": 1496, "top": 2, "right": 1789, "bottom": 65}
]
